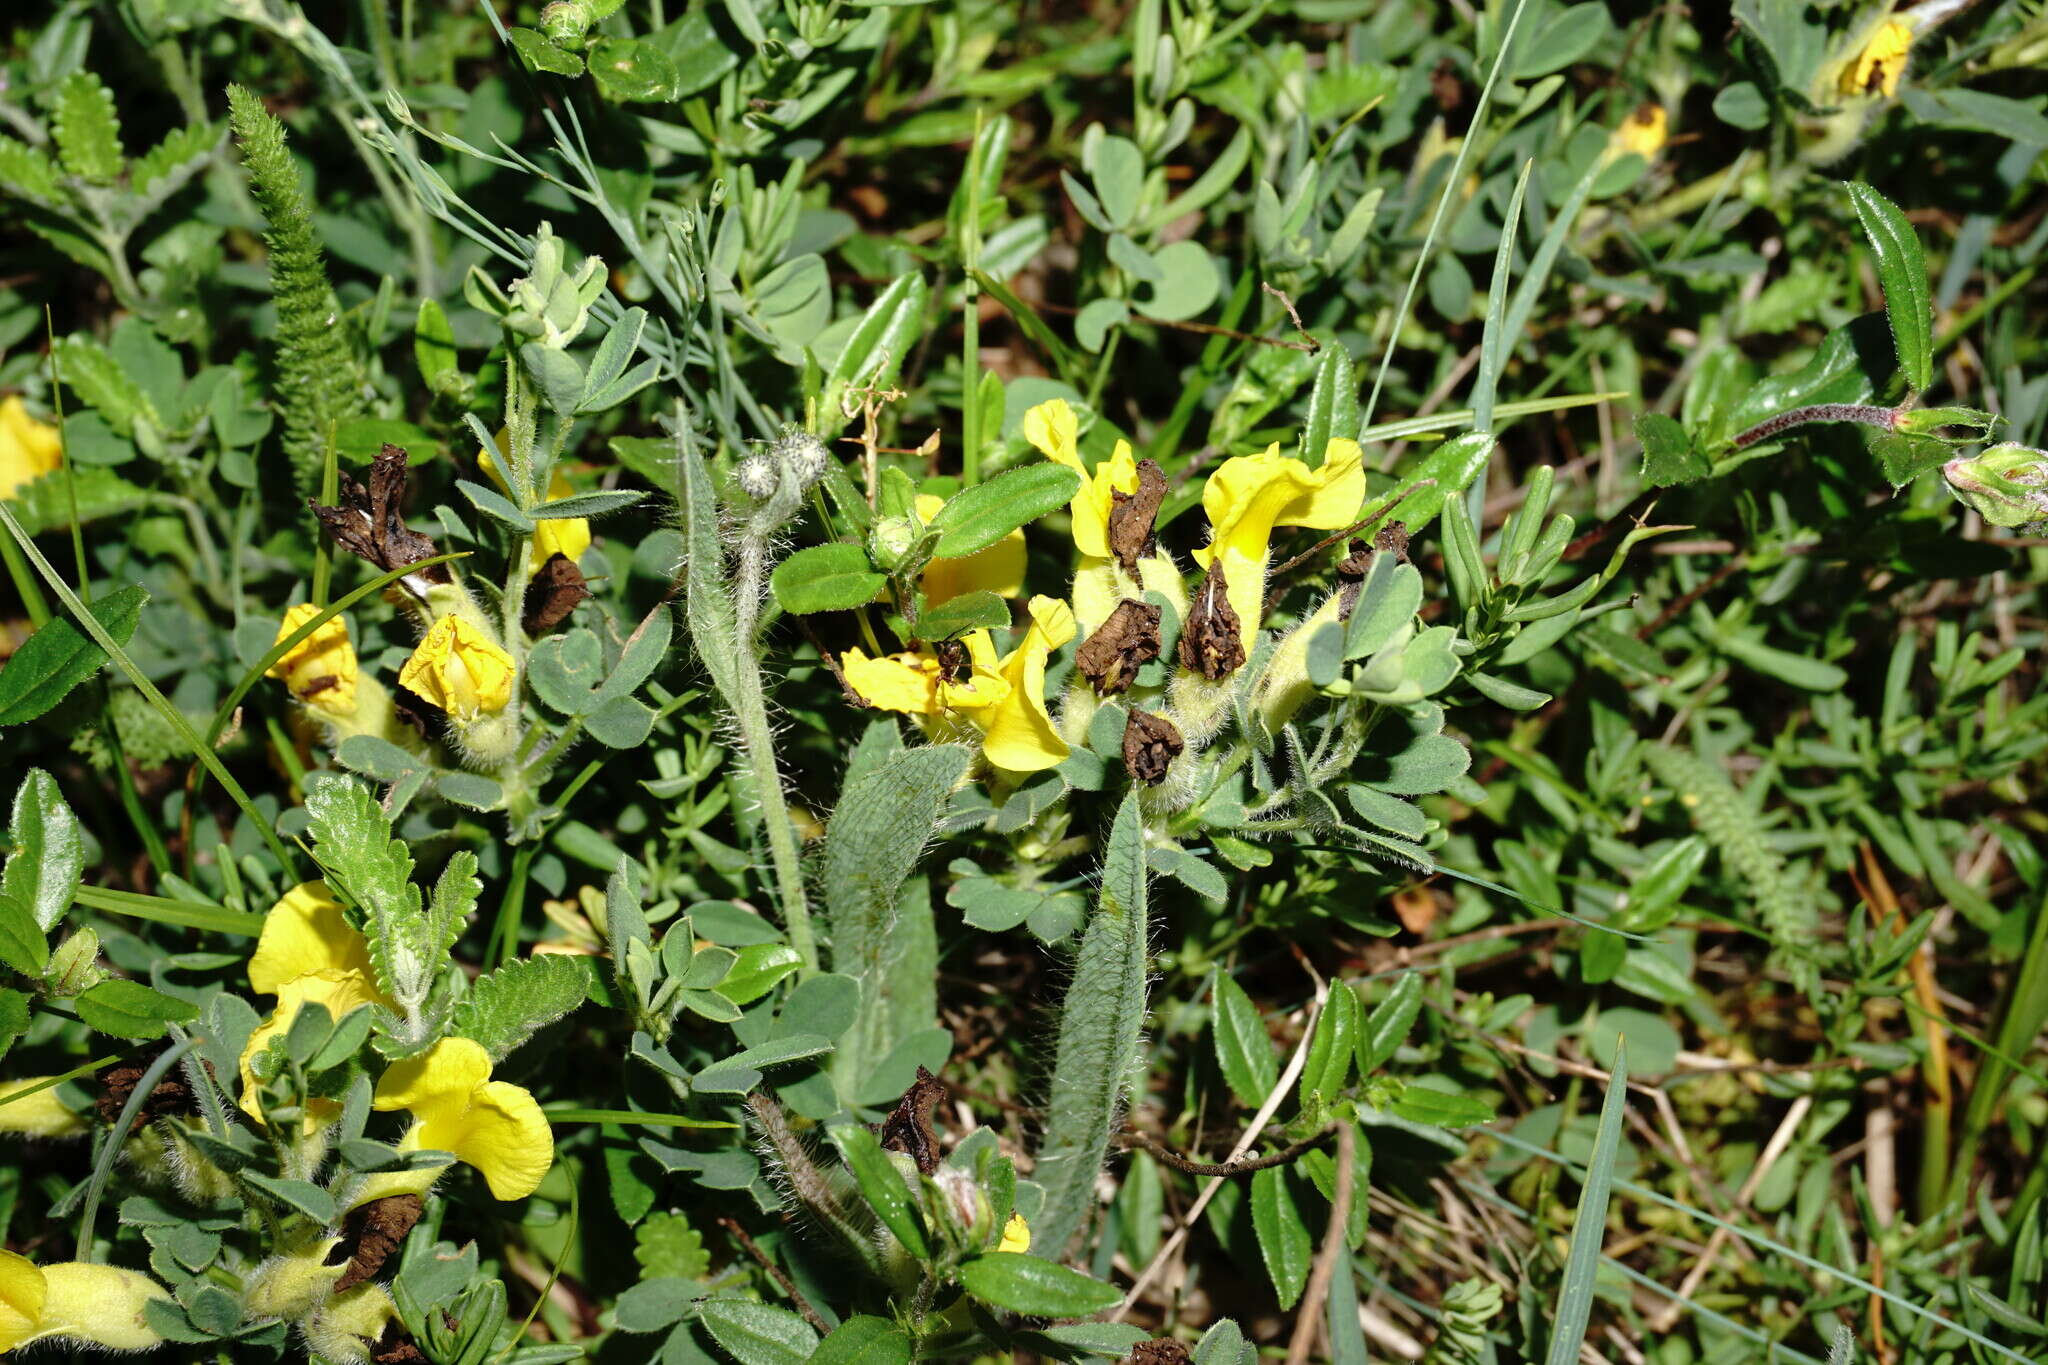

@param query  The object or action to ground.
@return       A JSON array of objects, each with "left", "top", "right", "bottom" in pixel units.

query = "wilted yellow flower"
[
  {"left": 0, "top": 1250, "right": 169, "bottom": 1354},
  {"left": 269, "top": 604, "right": 359, "bottom": 717},
  {"left": 1842, "top": 18, "right": 1913, "bottom": 97},
  {"left": 0, "top": 1078, "right": 88, "bottom": 1139},
  {"left": 399, "top": 615, "right": 514, "bottom": 718},
  {"left": 240, "top": 882, "right": 390, "bottom": 1121},
  {"left": 372, "top": 1037, "right": 552, "bottom": 1201},
  {"left": 479, "top": 434, "right": 591, "bottom": 568},
  {"left": 915, "top": 493, "right": 1024, "bottom": 608},
  {"left": 1613, "top": 103, "right": 1668, "bottom": 159},
  {"left": 0, "top": 396, "right": 61, "bottom": 500},
  {"left": 978, "top": 596, "right": 1076, "bottom": 773},
  {"left": 997, "top": 1212, "right": 1031, "bottom": 1255},
  {"left": 1193, "top": 440, "right": 1366, "bottom": 632}
]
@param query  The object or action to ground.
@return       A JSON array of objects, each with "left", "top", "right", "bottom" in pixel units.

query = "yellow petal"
[
  {"left": 0, "top": 1078, "right": 88, "bottom": 1139},
  {"left": 41, "top": 1262, "right": 168, "bottom": 1352},
  {"left": 269, "top": 604, "right": 359, "bottom": 717},
  {"left": 399, "top": 615, "right": 515, "bottom": 718},
  {"left": 1843, "top": 19, "right": 1913, "bottom": 97},
  {"left": 0, "top": 1250, "right": 47, "bottom": 1354},
  {"left": 241, "top": 969, "right": 389, "bottom": 1120},
  {"left": 916, "top": 494, "right": 1025, "bottom": 606},
  {"left": 1194, "top": 440, "right": 1365, "bottom": 628},
  {"left": 417, "top": 1078, "right": 554, "bottom": 1201},
  {"left": 373, "top": 1036, "right": 494, "bottom": 1115},
  {"left": 1612, "top": 103, "right": 1667, "bottom": 159},
  {"left": 532, "top": 515, "right": 591, "bottom": 567},
  {"left": 841, "top": 649, "right": 943, "bottom": 715},
  {"left": 1021, "top": 400, "right": 1137, "bottom": 560},
  {"left": 0, "top": 396, "right": 62, "bottom": 501},
  {"left": 249, "top": 881, "right": 374, "bottom": 996},
  {"left": 997, "top": 1212, "right": 1031, "bottom": 1255},
  {"left": 977, "top": 596, "right": 1075, "bottom": 773}
]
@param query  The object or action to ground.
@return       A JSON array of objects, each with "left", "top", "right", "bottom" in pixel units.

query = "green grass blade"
[
  {"left": 1470, "top": 159, "right": 1532, "bottom": 438},
  {"left": 74, "top": 884, "right": 263, "bottom": 936},
  {"left": 1544, "top": 1039, "right": 1626, "bottom": 1365}
]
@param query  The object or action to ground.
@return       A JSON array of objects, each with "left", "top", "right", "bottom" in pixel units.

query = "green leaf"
[
  {"left": 0, "top": 585, "right": 148, "bottom": 726},
  {"left": 586, "top": 695, "right": 656, "bottom": 748},
  {"left": 1033, "top": 792, "right": 1150, "bottom": 1258},
  {"left": 1635, "top": 413, "right": 1710, "bottom": 487},
  {"left": 451, "top": 955, "right": 589, "bottom": 1061},
  {"left": 1846, "top": 182, "right": 1933, "bottom": 393},
  {"left": 1210, "top": 970, "right": 1278, "bottom": 1107},
  {"left": 533, "top": 489, "right": 645, "bottom": 520},
  {"left": 0, "top": 896, "right": 48, "bottom": 977},
  {"left": 527, "top": 628, "right": 606, "bottom": 716},
  {"left": 1364, "top": 433, "right": 1494, "bottom": 540},
  {"left": 507, "top": 26, "right": 585, "bottom": 75},
  {"left": 303, "top": 776, "right": 430, "bottom": 1015},
  {"left": 0, "top": 986, "right": 29, "bottom": 1061},
  {"left": 958, "top": 1253, "right": 1123, "bottom": 1317},
  {"left": 771, "top": 543, "right": 887, "bottom": 615},
  {"left": 1300, "top": 982, "right": 1358, "bottom": 1107},
  {"left": 612, "top": 1277, "right": 697, "bottom": 1332},
  {"left": 587, "top": 36, "right": 681, "bottom": 101},
  {"left": 2, "top": 769, "right": 84, "bottom": 932},
  {"left": 1250, "top": 1166, "right": 1313, "bottom": 1309},
  {"left": 912, "top": 590, "right": 1010, "bottom": 641},
  {"left": 829, "top": 1125, "right": 929, "bottom": 1260},
  {"left": 1298, "top": 343, "right": 1359, "bottom": 465},
  {"left": 1543, "top": 1042, "right": 1628, "bottom": 1365},
  {"left": 697, "top": 1299, "right": 819, "bottom": 1365},
  {"left": 414, "top": 297, "right": 459, "bottom": 385},
  {"left": 928, "top": 462, "right": 1081, "bottom": 558},
  {"left": 820, "top": 273, "right": 929, "bottom": 438},
  {"left": 1357, "top": 971, "right": 1423, "bottom": 1073},
  {"left": 1387, "top": 1082, "right": 1495, "bottom": 1127},
  {"left": 51, "top": 71, "right": 124, "bottom": 183},
  {"left": 715, "top": 943, "right": 803, "bottom": 1005},
  {"left": 826, "top": 746, "right": 969, "bottom": 1094},
  {"left": 455, "top": 478, "right": 536, "bottom": 531},
  {"left": 242, "top": 1172, "right": 339, "bottom": 1223},
  {"left": 74, "top": 978, "right": 198, "bottom": 1039},
  {"left": 812, "top": 1317, "right": 913, "bottom": 1365}
]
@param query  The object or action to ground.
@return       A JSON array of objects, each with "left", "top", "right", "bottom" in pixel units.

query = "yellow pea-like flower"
[
  {"left": 371, "top": 1037, "right": 553, "bottom": 1201},
  {"left": 914, "top": 493, "right": 1024, "bottom": 608},
  {"left": 478, "top": 434, "right": 592, "bottom": 569},
  {"left": 978, "top": 596, "right": 1076, "bottom": 774},
  {"left": 1193, "top": 440, "right": 1366, "bottom": 634},
  {"left": 997, "top": 1212, "right": 1031, "bottom": 1255},
  {"left": 1613, "top": 102, "right": 1668, "bottom": 159},
  {"left": 239, "top": 882, "right": 391, "bottom": 1122},
  {"left": 1842, "top": 18, "right": 1913, "bottom": 98},
  {"left": 269, "top": 604, "right": 359, "bottom": 717},
  {"left": 0, "top": 1250, "right": 169, "bottom": 1354},
  {"left": 399, "top": 615, "right": 515, "bottom": 718},
  {"left": 1022, "top": 400, "right": 1139, "bottom": 562},
  {"left": 0, "top": 396, "right": 61, "bottom": 500}
]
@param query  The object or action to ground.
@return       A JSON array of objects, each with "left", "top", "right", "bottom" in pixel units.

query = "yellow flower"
[
  {"left": 372, "top": 1037, "right": 553, "bottom": 1201},
  {"left": 1613, "top": 103, "right": 1668, "bottom": 159},
  {"left": 914, "top": 493, "right": 1024, "bottom": 608},
  {"left": 1842, "top": 18, "right": 1912, "bottom": 97},
  {"left": 0, "top": 396, "right": 61, "bottom": 500},
  {"left": 997, "top": 1212, "right": 1031, "bottom": 1255},
  {"left": 0, "top": 1250, "right": 168, "bottom": 1354},
  {"left": 478, "top": 434, "right": 591, "bottom": 569},
  {"left": 268, "top": 604, "right": 359, "bottom": 717},
  {"left": 1192, "top": 440, "right": 1366, "bottom": 633},
  {"left": 978, "top": 596, "right": 1076, "bottom": 773},
  {"left": 0, "top": 1078, "right": 88, "bottom": 1139},
  {"left": 1022, "top": 399, "right": 1139, "bottom": 561},
  {"left": 240, "top": 883, "right": 390, "bottom": 1122},
  {"left": 840, "top": 644, "right": 1009, "bottom": 718},
  {"left": 398, "top": 615, "right": 515, "bottom": 718}
]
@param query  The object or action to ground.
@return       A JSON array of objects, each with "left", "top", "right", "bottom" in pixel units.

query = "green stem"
[
  {"left": 727, "top": 595, "right": 816, "bottom": 975},
  {"left": 960, "top": 108, "right": 985, "bottom": 487},
  {"left": 102, "top": 692, "right": 174, "bottom": 879},
  {"left": 1947, "top": 885, "right": 2048, "bottom": 1204},
  {"left": 0, "top": 526, "right": 50, "bottom": 627},
  {"left": 490, "top": 842, "right": 539, "bottom": 966}
]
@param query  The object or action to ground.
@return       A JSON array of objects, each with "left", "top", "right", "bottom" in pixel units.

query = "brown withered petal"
[
  {"left": 878, "top": 1066, "right": 945, "bottom": 1175},
  {"left": 372, "top": 1320, "right": 429, "bottom": 1365},
  {"left": 522, "top": 552, "right": 592, "bottom": 635},
  {"left": 309, "top": 445, "right": 449, "bottom": 585},
  {"left": 1337, "top": 523, "right": 1412, "bottom": 620},
  {"left": 1075, "top": 598, "right": 1162, "bottom": 695},
  {"left": 97, "top": 1049, "right": 199, "bottom": 1126},
  {"left": 1177, "top": 558, "right": 1245, "bottom": 680},
  {"left": 1375, "top": 520, "right": 1410, "bottom": 561},
  {"left": 1127, "top": 1339, "right": 1194, "bottom": 1364},
  {"left": 1106, "top": 458, "right": 1168, "bottom": 573},
  {"left": 1122, "top": 707, "right": 1184, "bottom": 786},
  {"left": 389, "top": 681, "right": 440, "bottom": 740},
  {"left": 329, "top": 1193, "right": 425, "bottom": 1293}
]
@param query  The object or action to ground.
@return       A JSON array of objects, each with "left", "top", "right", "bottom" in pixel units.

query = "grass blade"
[{"left": 1545, "top": 1038, "right": 1627, "bottom": 1365}]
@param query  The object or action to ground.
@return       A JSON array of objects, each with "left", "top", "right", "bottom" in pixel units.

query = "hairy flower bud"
[
  {"left": 1944, "top": 443, "right": 2048, "bottom": 531},
  {"left": 735, "top": 452, "right": 779, "bottom": 501},
  {"left": 774, "top": 427, "right": 831, "bottom": 489},
  {"left": 869, "top": 515, "right": 917, "bottom": 573},
  {"left": 43, "top": 929, "right": 103, "bottom": 997}
]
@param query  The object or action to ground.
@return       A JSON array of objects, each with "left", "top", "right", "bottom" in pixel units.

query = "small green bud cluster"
[
  {"left": 1944, "top": 443, "right": 2048, "bottom": 532},
  {"left": 464, "top": 223, "right": 607, "bottom": 350},
  {"left": 732, "top": 425, "right": 834, "bottom": 534}
]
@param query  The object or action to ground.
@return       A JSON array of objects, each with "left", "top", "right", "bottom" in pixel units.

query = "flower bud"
[
  {"left": 43, "top": 929, "right": 104, "bottom": 997},
  {"left": 869, "top": 516, "right": 916, "bottom": 573},
  {"left": 774, "top": 428, "right": 831, "bottom": 488},
  {"left": 0, "top": 1078, "right": 88, "bottom": 1139},
  {"left": 0, "top": 1251, "right": 171, "bottom": 1354},
  {"left": 735, "top": 452, "right": 779, "bottom": 501},
  {"left": 303, "top": 1284, "right": 398, "bottom": 1365},
  {"left": 399, "top": 615, "right": 515, "bottom": 719},
  {"left": 243, "top": 1243, "right": 345, "bottom": 1324},
  {"left": 1944, "top": 444, "right": 2048, "bottom": 531}
]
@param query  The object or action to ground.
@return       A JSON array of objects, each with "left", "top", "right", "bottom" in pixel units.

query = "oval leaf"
[
  {"left": 958, "top": 1252, "right": 1122, "bottom": 1318},
  {"left": 771, "top": 543, "right": 886, "bottom": 615},
  {"left": 928, "top": 463, "right": 1081, "bottom": 559}
]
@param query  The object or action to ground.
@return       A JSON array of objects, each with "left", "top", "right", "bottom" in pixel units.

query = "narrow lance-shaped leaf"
[{"left": 1846, "top": 181, "right": 1933, "bottom": 394}]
